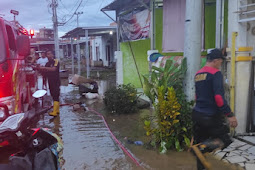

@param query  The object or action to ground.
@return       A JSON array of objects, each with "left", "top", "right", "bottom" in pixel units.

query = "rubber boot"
[
  {"left": 56, "top": 101, "right": 60, "bottom": 114},
  {"left": 49, "top": 101, "right": 60, "bottom": 116}
]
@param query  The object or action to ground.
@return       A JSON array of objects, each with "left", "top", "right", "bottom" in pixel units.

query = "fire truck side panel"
[
  {"left": 0, "top": 18, "right": 29, "bottom": 114},
  {"left": 0, "top": 19, "right": 13, "bottom": 99}
]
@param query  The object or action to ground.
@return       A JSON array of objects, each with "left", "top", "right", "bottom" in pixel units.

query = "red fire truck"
[{"left": 0, "top": 17, "right": 36, "bottom": 121}]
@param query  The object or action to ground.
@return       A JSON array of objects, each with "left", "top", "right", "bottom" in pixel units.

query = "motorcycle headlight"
[{"left": 0, "top": 113, "right": 24, "bottom": 131}]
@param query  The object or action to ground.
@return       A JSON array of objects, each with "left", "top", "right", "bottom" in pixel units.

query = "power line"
[
  {"left": 80, "top": 0, "right": 89, "bottom": 11},
  {"left": 56, "top": 0, "right": 81, "bottom": 25},
  {"left": 59, "top": 0, "right": 83, "bottom": 26},
  {"left": 58, "top": 0, "right": 81, "bottom": 16},
  {"left": 98, "top": 0, "right": 104, "bottom": 12},
  {"left": 59, "top": 0, "right": 72, "bottom": 13},
  {"left": 47, "top": 2, "right": 53, "bottom": 14},
  {"left": 69, "top": 0, "right": 81, "bottom": 14}
]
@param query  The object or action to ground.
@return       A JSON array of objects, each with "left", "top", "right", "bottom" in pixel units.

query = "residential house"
[
  {"left": 101, "top": 0, "right": 227, "bottom": 87},
  {"left": 61, "top": 26, "right": 117, "bottom": 68},
  {"left": 102, "top": 0, "right": 255, "bottom": 133}
]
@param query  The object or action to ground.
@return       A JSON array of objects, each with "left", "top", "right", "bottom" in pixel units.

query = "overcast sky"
[{"left": 0, "top": 0, "right": 115, "bottom": 37}]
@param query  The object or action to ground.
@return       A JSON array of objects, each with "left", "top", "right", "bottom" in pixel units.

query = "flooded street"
[
  {"left": 41, "top": 75, "right": 235, "bottom": 170},
  {"left": 0, "top": 74, "right": 240, "bottom": 170},
  {"left": 36, "top": 75, "right": 137, "bottom": 169},
  {"left": 42, "top": 108, "right": 134, "bottom": 170}
]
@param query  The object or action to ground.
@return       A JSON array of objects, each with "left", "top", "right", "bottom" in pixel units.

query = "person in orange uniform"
[{"left": 39, "top": 50, "right": 60, "bottom": 116}]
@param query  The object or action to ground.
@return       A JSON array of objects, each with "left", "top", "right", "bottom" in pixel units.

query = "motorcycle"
[
  {"left": 0, "top": 90, "right": 63, "bottom": 170},
  {"left": 0, "top": 90, "right": 47, "bottom": 147}
]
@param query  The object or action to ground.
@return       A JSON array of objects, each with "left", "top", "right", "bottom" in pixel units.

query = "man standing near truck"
[
  {"left": 36, "top": 50, "right": 48, "bottom": 89},
  {"left": 39, "top": 50, "right": 60, "bottom": 116},
  {"left": 36, "top": 51, "right": 48, "bottom": 67}
]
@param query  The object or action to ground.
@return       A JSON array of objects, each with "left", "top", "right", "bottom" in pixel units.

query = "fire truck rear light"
[
  {"left": 30, "top": 29, "right": 34, "bottom": 38},
  {"left": 30, "top": 29, "right": 34, "bottom": 36}
]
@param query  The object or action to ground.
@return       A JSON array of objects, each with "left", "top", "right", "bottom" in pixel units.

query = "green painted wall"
[
  {"left": 204, "top": 0, "right": 228, "bottom": 49},
  {"left": 120, "top": 9, "right": 165, "bottom": 88},
  {"left": 120, "top": 39, "right": 150, "bottom": 88},
  {"left": 120, "top": 1, "right": 228, "bottom": 88}
]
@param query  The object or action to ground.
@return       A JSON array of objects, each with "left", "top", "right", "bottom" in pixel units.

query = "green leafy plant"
[
  {"left": 143, "top": 58, "right": 187, "bottom": 102},
  {"left": 104, "top": 84, "right": 138, "bottom": 114},
  {"left": 143, "top": 58, "right": 193, "bottom": 152}
]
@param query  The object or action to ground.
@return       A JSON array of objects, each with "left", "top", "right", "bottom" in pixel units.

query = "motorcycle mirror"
[{"left": 32, "top": 90, "right": 47, "bottom": 98}]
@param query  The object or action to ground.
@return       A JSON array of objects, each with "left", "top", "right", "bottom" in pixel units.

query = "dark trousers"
[
  {"left": 48, "top": 78, "right": 60, "bottom": 102},
  {"left": 40, "top": 72, "right": 47, "bottom": 89},
  {"left": 192, "top": 110, "right": 232, "bottom": 146},
  {"left": 192, "top": 110, "right": 232, "bottom": 170}
]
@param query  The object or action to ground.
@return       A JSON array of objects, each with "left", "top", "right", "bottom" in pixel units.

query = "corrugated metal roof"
[
  {"left": 61, "top": 26, "right": 117, "bottom": 38},
  {"left": 101, "top": 0, "right": 150, "bottom": 13}
]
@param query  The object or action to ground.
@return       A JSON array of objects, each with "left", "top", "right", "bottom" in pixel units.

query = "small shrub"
[{"left": 104, "top": 84, "right": 138, "bottom": 114}]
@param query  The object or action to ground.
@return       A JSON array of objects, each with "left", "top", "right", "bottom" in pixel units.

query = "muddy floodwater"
[{"left": 1, "top": 74, "right": 242, "bottom": 170}]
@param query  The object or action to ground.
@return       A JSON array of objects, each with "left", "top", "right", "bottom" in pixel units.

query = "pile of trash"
[{"left": 70, "top": 74, "right": 99, "bottom": 99}]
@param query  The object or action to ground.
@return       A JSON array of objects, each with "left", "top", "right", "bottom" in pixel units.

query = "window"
[
  {"left": 162, "top": 0, "right": 186, "bottom": 52},
  {"left": 162, "top": 0, "right": 204, "bottom": 52},
  {"left": 5, "top": 25, "right": 17, "bottom": 58}
]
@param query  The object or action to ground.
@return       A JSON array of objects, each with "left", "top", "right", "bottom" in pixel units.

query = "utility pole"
[
  {"left": 85, "top": 29, "right": 90, "bottom": 78},
  {"left": 51, "top": 0, "right": 60, "bottom": 59},
  {"left": 77, "top": 40, "right": 81, "bottom": 75},
  {"left": 74, "top": 12, "right": 83, "bottom": 27},
  {"left": 183, "top": 0, "right": 202, "bottom": 101},
  {"left": 150, "top": 0, "right": 155, "bottom": 51},
  {"left": 71, "top": 37, "right": 74, "bottom": 75}
]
